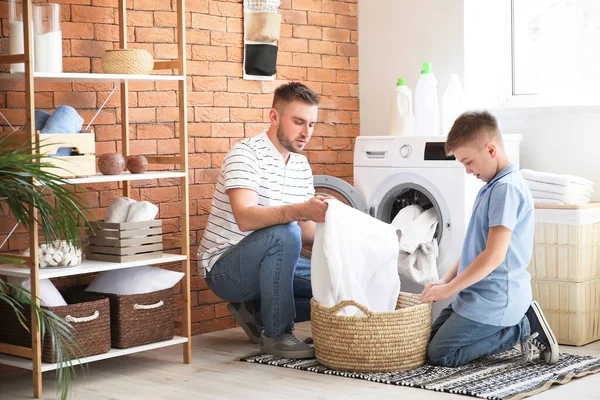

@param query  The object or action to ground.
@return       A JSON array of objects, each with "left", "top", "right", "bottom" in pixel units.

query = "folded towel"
[
  {"left": 105, "top": 197, "right": 136, "bottom": 223},
  {"left": 125, "top": 201, "right": 159, "bottom": 222},
  {"left": 41, "top": 105, "right": 84, "bottom": 133},
  {"left": 530, "top": 189, "right": 591, "bottom": 204},
  {"left": 532, "top": 198, "right": 562, "bottom": 205},
  {"left": 21, "top": 110, "right": 51, "bottom": 132},
  {"left": 532, "top": 197, "right": 590, "bottom": 206},
  {"left": 521, "top": 169, "right": 594, "bottom": 188},
  {"left": 525, "top": 179, "right": 594, "bottom": 196}
]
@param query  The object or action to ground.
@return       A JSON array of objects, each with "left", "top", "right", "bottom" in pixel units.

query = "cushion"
[
  {"left": 6, "top": 277, "right": 68, "bottom": 307},
  {"left": 84, "top": 266, "right": 184, "bottom": 295}
]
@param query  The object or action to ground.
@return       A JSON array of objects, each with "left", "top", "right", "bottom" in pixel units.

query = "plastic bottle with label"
[
  {"left": 414, "top": 62, "right": 440, "bottom": 136},
  {"left": 441, "top": 74, "right": 465, "bottom": 136},
  {"left": 389, "top": 77, "right": 415, "bottom": 136}
]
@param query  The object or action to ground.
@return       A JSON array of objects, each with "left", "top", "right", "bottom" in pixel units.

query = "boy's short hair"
[
  {"left": 445, "top": 110, "right": 502, "bottom": 155},
  {"left": 272, "top": 82, "right": 320, "bottom": 110}
]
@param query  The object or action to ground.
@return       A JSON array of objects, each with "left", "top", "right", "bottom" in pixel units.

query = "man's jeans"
[
  {"left": 427, "top": 304, "right": 530, "bottom": 367},
  {"left": 205, "top": 223, "right": 312, "bottom": 339}
]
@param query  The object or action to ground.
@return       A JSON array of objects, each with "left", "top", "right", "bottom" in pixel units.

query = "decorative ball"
[
  {"left": 126, "top": 155, "right": 148, "bottom": 174},
  {"left": 98, "top": 153, "right": 125, "bottom": 175}
]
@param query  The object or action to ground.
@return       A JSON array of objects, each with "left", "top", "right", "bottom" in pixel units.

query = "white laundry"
[
  {"left": 125, "top": 201, "right": 159, "bottom": 222},
  {"left": 311, "top": 199, "right": 400, "bottom": 316},
  {"left": 391, "top": 205, "right": 440, "bottom": 284},
  {"left": 104, "top": 197, "right": 136, "bottom": 223},
  {"left": 521, "top": 169, "right": 594, "bottom": 188},
  {"left": 524, "top": 179, "right": 594, "bottom": 197},
  {"left": 530, "top": 189, "right": 591, "bottom": 206}
]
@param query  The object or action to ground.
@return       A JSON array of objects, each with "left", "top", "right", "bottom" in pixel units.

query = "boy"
[{"left": 420, "top": 110, "right": 559, "bottom": 367}]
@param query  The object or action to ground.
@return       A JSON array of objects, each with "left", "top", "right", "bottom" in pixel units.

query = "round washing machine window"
[{"left": 376, "top": 182, "right": 444, "bottom": 243}]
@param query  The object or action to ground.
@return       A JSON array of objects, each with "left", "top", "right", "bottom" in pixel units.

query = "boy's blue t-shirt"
[{"left": 452, "top": 164, "right": 534, "bottom": 327}]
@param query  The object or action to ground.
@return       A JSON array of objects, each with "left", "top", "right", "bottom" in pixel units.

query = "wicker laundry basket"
[
  {"left": 101, "top": 49, "right": 154, "bottom": 75},
  {"left": 0, "top": 290, "right": 111, "bottom": 363},
  {"left": 311, "top": 292, "right": 432, "bottom": 372}
]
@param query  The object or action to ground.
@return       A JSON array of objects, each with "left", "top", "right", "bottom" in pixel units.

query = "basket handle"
[
  {"left": 324, "top": 300, "right": 373, "bottom": 316},
  {"left": 65, "top": 310, "right": 100, "bottom": 323},
  {"left": 134, "top": 300, "right": 164, "bottom": 311}
]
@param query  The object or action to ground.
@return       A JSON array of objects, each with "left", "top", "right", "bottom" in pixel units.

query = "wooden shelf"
[
  {"left": 0, "top": 336, "right": 189, "bottom": 372},
  {"left": 0, "top": 253, "right": 187, "bottom": 279},
  {"left": 0, "top": 72, "right": 184, "bottom": 83},
  {"left": 59, "top": 171, "right": 186, "bottom": 185}
]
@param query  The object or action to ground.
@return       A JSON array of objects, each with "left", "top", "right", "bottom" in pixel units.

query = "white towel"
[
  {"left": 391, "top": 205, "right": 440, "bottom": 285},
  {"left": 525, "top": 179, "right": 594, "bottom": 197},
  {"left": 530, "top": 189, "right": 591, "bottom": 205},
  {"left": 311, "top": 199, "right": 400, "bottom": 316},
  {"left": 105, "top": 197, "right": 136, "bottom": 223},
  {"left": 125, "top": 201, "right": 159, "bottom": 222},
  {"left": 521, "top": 169, "right": 594, "bottom": 188},
  {"left": 533, "top": 197, "right": 590, "bottom": 206}
]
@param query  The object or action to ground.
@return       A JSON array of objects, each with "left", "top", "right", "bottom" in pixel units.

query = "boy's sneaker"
[
  {"left": 261, "top": 331, "right": 315, "bottom": 359},
  {"left": 521, "top": 301, "right": 559, "bottom": 364},
  {"left": 227, "top": 302, "right": 262, "bottom": 344}
]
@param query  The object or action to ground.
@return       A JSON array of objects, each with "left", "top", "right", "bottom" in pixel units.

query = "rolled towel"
[
  {"left": 41, "top": 105, "right": 84, "bottom": 133},
  {"left": 525, "top": 179, "right": 594, "bottom": 196},
  {"left": 21, "top": 110, "right": 51, "bottom": 132},
  {"left": 521, "top": 169, "right": 594, "bottom": 188},
  {"left": 125, "top": 201, "right": 159, "bottom": 222},
  {"left": 105, "top": 197, "right": 136, "bottom": 223}
]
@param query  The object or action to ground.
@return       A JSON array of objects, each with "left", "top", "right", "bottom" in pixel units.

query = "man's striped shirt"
[{"left": 198, "top": 131, "right": 315, "bottom": 275}]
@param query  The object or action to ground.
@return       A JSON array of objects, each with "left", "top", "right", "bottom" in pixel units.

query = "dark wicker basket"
[
  {"left": 0, "top": 290, "right": 111, "bottom": 363},
  {"left": 88, "top": 288, "right": 174, "bottom": 349}
]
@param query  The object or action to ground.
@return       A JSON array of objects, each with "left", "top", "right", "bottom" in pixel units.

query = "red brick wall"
[{"left": 0, "top": 0, "right": 358, "bottom": 335}]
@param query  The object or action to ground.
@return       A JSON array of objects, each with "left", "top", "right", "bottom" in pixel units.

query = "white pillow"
[
  {"left": 6, "top": 277, "right": 68, "bottom": 307},
  {"left": 85, "top": 266, "right": 184, "bottom": 295}
]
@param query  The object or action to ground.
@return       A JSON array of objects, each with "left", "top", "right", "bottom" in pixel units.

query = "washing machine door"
[{"left": 300, "top": 175, "right": 367, "bottom": 258}]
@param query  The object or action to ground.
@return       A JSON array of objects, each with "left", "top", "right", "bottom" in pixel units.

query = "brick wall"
[{"left": 0, "top": 0, "right": 358, "bottom": 335}]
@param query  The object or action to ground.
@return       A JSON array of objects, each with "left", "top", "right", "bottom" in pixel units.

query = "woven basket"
[
  {"left": 311, "top": 292, "right": 432, "bottom": 372},
  {"left": 101, "top": 49, "right": 154, "bottom": 75},
  {"left": 0, "top": 290, "right": 111, "bottom": 363},
  {"left": 89, "top": 288, "right": 174, "bottom": 349}
]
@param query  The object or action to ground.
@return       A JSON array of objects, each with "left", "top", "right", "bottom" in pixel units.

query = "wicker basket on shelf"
[
  {"left": 310, "top": 292, "right": 432, "bottom": 372},
  {"left": 101, "top": 49, "right": 154, "bottom": 75}
]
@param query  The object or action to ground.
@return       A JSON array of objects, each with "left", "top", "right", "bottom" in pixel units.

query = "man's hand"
[
  {"left": 420, "top": 282, "right": 455, "bottom": 304},
  {"left": 302, "top": 196, "right": 328, "bottom": 223}
]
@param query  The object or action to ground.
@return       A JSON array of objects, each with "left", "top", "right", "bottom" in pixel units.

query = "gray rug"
[{"left": 239, "top": 349, "right": 600, "bottom": 400}]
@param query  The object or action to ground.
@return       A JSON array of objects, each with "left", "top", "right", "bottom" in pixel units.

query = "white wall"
[{"left": 358, "top": 0, "right": 600, "bottom": 200}]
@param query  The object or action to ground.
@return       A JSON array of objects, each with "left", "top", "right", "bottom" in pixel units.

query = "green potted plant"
[{"left": 0, "top": 131, "right": 92, "bottom": 399}]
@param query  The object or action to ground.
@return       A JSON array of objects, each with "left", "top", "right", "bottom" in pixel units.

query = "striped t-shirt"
[{"left": 198, "top": 131, "right": 315, "bottom": 276}]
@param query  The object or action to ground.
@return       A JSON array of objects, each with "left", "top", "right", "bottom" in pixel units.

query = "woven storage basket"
[
  {"left": 311, "top": 292, "right": 432, "bottom": 372},
  {"left": 101, "top": 49, "right": 154, "bottom": 75},
  {"left": 88, "top": 288, "right": 174, "bottom": 349},
  {"left": 0, "top": 291, "right": 111, "bottom": 363}
]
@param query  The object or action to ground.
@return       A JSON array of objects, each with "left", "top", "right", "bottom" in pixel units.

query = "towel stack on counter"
[{"left": 521, "top": 169, "right": 595, "bottom": 206}]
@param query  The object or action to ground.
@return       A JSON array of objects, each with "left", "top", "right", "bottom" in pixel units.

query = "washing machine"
[{"left": 313, "top": 134, "right": 522, "bottom": 319}]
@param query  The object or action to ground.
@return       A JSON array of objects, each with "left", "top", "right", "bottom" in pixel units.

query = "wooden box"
[
  {"left": 86, "top": 220, "right": 163, "bottom": 263},
  {"left": 6, "top": 131, "right": 96, "bottom": 178}
]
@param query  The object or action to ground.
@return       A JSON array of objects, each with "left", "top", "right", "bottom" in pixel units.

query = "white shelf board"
[
  {"left": 0, "top": 72, "right": 184, "bottom": 83},
  {"left": 0, "top": 336, "right": 188, "bottom": 372},
  {"left": 60, "top": 171, "right": 186, "bottom": 185},
  {"left": 0, "top": 253, "right": 187, "bottom": 279}
]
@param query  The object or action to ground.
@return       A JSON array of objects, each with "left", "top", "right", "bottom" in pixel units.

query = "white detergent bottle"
[
  {"left": 389, "top": 77, "right": 415, "bottom": 136},
  {"left": 415, "top": 62, "right": 440, "bottom": 136},
  {"left": 442, "top": 74, "right": 465, "bottom": 136}
]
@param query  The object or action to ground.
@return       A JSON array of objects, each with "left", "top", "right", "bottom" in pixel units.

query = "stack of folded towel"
[{"left": 521, "top": 169, "right": 595, "bottom": 206}]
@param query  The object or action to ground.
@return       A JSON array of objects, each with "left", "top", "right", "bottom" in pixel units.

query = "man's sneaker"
[
  {"left": 227, "top": 302, "right": 262, "bottom": 344},
  {"left": 523, "top": 301, "right": 559, "bottom": 365},
  {"left": 261, "top": 331, "right": 315, "bottom": 359}
]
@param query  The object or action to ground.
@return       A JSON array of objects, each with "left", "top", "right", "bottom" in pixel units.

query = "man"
[{"left": 198, "top": 82, "right": 327, "bottom": 359}]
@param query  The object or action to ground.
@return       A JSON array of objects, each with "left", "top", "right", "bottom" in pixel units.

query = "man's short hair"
[
  {"left": 445, "top": 110, "right": 502, "bottom": 155},
  {"left": 272, "top": 82, "right": 320, "bottom": 110}
]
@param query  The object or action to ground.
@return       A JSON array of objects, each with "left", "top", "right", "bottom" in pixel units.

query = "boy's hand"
[{"left": 420, "top": 282, "right": 455, "bottom": 304}]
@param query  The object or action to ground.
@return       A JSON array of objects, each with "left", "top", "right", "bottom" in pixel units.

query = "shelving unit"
[{"left": 0, "top": 1, "right": 191, "bottom": 398}]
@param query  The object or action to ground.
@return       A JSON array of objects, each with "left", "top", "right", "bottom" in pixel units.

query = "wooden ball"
[
  {"left": 126, "top": 155, "right": 148, "bottom": 174},
  {"left": 97, "top": 153, "right": 125, "bottom": 175}
]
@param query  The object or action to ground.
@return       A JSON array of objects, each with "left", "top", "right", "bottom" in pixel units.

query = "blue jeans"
[
  {"left": 427, "top": 304, "right": 530, "bottom": 367},
  {"left": 205, "top": 223, "right": 312, "bottom": 339}
]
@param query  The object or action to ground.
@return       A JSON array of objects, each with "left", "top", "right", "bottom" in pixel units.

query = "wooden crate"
[
  {"left": 528, "top": 203, "right": 600, "bottom": 282},
  {"left": 86, "top": 220, "right": 163, "bottom": 263},
  {"left": 6, "top": 131, "right": 96, "bottom": 178},
  {"left": 531, "top": 278, "right": 600, "bottom": 346}
]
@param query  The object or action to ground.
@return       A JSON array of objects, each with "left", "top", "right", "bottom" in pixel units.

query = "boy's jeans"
[
  {"left": 428, "top": 304, "right": 530, "bottom": 367},
  {"left": 205, "top": 223, "right": 312, "bottom": 339}
]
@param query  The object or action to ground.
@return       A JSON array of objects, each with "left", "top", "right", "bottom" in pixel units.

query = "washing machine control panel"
[{"left": 400, "top": 144, "right": 412, "bottom": 158}]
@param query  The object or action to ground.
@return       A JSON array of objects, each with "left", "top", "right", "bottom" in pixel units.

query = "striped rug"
[{"left": 239, "top": 349, "right": 600, "bottom": 400}]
